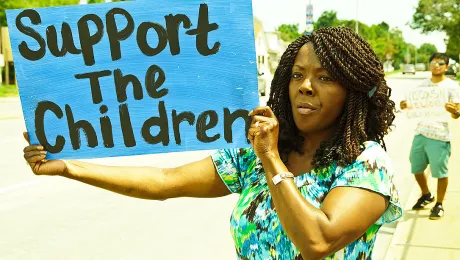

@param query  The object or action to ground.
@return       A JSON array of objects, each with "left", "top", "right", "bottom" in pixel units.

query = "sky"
[{"left": 252, "top": 0, "right": 447, "bottom": 52}]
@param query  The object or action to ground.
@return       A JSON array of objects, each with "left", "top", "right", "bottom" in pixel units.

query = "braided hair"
[{"left": 267, "top": 27, "right": 395, "bottom": 168}]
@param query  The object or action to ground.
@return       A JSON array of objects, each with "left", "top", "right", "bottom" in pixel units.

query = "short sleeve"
[
  {"left": 211, "top": 148, "right": 250, "bottom": 194},
  {"left": 330, "top": 142, "right": 403, "bottom": 225}
]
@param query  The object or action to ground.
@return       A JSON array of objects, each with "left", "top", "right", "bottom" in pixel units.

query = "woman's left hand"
[{"left": 248, "top": 106, "right": 280, "bottom": 159}]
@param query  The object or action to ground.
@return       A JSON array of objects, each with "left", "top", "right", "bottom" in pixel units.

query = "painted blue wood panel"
[{"left": 6, "top": 0, "right": 258, "bottom": 160}]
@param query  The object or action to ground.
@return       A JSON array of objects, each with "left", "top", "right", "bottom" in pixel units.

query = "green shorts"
[{"left": 409, "top": 135, "right": 451, "bottom": 178}]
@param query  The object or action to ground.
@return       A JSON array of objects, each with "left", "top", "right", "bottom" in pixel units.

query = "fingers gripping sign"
[
  {"left": 248, "top": 106, "right": 280, "bottom": 158},
  {"left": 23, "top": 131, "right": 46, "bottom": 168},
  {"left": 22, "top": 131, "right": 66, "bottom": 176}
]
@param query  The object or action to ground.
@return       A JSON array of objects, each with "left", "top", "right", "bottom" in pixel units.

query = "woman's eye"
[
  {"left": 292, "top": 73, "right": 303, "bottom": 79},
  {"left": 319, "top": 76, "right": 334, "bottom": 82}
]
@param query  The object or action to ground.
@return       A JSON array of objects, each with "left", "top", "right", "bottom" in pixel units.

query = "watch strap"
[{"left": 272, "top": 172, "right": 294, "bottom": 185}]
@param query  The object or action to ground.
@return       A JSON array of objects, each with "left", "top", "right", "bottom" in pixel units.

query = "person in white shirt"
[{"left": 400, "top": 53, "right": 460, "bottom": 220}]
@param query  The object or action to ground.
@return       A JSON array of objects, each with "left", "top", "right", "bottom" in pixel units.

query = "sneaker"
[
  {"left": 429, "top": 204, "right": 444, "bottom": 220},
  {"left": 412, "top": 194, "right": 435, "bottom": 210}
]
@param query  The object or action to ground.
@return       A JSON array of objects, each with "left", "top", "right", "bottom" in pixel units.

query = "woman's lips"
[
  {"left": 297, "top": 107, "right": 316, "bottom": 115},
  {"left": 296, "top": 102, "right": 318, "bottom": 115}
]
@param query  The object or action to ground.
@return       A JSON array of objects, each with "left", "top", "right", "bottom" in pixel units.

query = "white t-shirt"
[{"left": 413, "top": 77, "right": 460, "bottom": 142}]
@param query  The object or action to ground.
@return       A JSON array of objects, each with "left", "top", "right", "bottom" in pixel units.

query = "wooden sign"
[{"left": 6, "top": 0, "right": 258, "bottom": 159}]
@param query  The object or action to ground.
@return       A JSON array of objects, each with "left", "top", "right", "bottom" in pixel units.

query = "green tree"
[
  {"left": 411, "top": 0, "right": 460, "bottom": 60},
  {"left": 314, "top": 10, "right": 340, "bottom": 30},
  {"left": 0, "top": 1, "right": 7, "bottom": 27},
  {"left": 313, "top": 10, "right": 411, "bottom": 67},
  {"left": 445, "top": 33, "right": 460, "bottom": 61},
  {"left": 1, "top": 0, "right": 78, "bottom": 26},
  {"left": 280, "top": 9, "right": 440, "bottom": 70},
  {"left": 388, "top": 28, "right": 409, "bottom": 69},
  {"left": 276, "top": 24, "right": 301, "bottom": 42},
  {"left": 418, "top": 43, "right": 437, "bottom": 55},
  {"left": 0, "top": 0, "right": 124, "bottom": 26},
  {"left": 417, "top": 43, "right": 438, "bottom": 64}
]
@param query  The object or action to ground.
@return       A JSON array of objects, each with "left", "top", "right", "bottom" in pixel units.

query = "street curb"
[
  {"left": 383, "top": 177, "right": 420, "bottom": 260},
  {"left": 386, "top": 76, "right": 430, "bottom": 80},
  {"left": 383, "top": 185, "right": 416, "bottom": 260},
  {"left": 0, "top": 97, "right": 20, "bottom": 102},
  {"left": 0, "top": 116, "right": 22, "bottom": 120}
]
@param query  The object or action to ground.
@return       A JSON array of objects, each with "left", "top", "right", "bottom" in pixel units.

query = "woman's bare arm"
[
  {"left": 62, "top": 156, "right": 231, "bottom": 200},
  {"left": 23, "top": 132, "right": 231, "bottom": 200}
]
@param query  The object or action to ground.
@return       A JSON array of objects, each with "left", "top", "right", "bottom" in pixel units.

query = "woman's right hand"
[{"left": 23, "top": 132, "right": 67, "bottom": 176}]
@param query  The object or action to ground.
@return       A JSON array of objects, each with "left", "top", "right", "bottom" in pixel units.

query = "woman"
[{"left": 23, "top": 27, "right": 402, "bottom": 259}]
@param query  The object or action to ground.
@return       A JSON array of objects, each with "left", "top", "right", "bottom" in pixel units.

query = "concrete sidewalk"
[
  {"left": 385, "top": 154, "right": 460, "bottom": 259},
  {"left": 0, "top": 97, "right": 22, "bottom": 120}
]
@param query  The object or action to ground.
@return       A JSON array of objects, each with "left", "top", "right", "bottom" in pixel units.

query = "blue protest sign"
[{"left": 6, "top": 0, "right": 258, "bottom": 160}]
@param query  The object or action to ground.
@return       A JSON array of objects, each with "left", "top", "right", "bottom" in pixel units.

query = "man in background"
[{"left": 400, "top": 53, "right": 460, "bottom": 220}]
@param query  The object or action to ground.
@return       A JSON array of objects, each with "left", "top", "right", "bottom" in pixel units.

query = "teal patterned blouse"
[{"left": 211, "top": 141, "right": 402, "bottom": 260}]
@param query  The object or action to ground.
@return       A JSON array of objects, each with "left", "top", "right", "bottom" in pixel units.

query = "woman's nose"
[{"left": 299, "top": 79, "right": 314, "bottom": 96}]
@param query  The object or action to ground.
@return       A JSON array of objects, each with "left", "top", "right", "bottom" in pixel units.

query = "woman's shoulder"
[
  {"left": 358, "top": 141, "right": 389, "bottom": 161},
  {"left": 340, "top": 141, "right": 401, "bottom": 225},
  {"left": 341, "top": 141, "right": 392, "bottom": 173}
]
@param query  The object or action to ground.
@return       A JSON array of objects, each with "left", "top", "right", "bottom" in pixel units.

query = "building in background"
[
  {"left": 254, "top": 17, "right": 288, "bottom": 96},
  {"left": 0, "top": 27, "right": 14, "bottom": 85},
  {"left": 265, "top": 32, "right": 289, "bottom": 73}
]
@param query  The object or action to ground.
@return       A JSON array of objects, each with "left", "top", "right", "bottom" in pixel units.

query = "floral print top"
[{"left": 211, "top": 141, "right": 402, "bottom": 260}]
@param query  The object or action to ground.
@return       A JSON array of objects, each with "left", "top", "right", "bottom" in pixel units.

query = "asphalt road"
[{"left": 1, "top": 71, "right": 458, "bottom": 259}]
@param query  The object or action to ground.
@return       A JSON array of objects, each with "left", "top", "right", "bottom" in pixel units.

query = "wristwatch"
[{"left": 272, "top": 172, "right": 294, "bottom": 185}]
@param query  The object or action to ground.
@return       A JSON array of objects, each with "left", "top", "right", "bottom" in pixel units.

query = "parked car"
[
  {"left": 402, "top": 64, "right": 416, "bottom": 75},
  {"left": 415, "top": 63, "right": 426, "bottom": 71}
]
